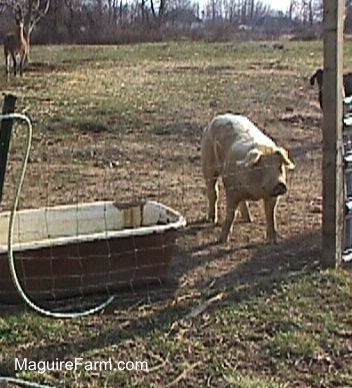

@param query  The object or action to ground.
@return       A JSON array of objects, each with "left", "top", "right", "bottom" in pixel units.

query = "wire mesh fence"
[{"left": 0, "top": 101, "right": 323, "bottom": 315}]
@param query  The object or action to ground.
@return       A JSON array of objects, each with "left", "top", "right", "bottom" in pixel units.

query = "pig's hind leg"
[
  {"left": 236, "top": 201, "right": 252, "bottom": 223},
  {"left": 205, "top": 176, "right": 219, "bottom": 224},
  {"left": 219, "top": 188, "right": 240, "bottom": 243}
]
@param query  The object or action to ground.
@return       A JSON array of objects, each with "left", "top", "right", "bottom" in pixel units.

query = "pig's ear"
[
  {"left": 238, "top": 148, "right": 263, "bottom": 168},
  {"left": 276, "top": 148, "right": 295, "bottom": 170}
]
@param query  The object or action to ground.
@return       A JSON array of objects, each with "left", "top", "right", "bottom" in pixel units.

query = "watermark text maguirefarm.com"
[{"left": 15, "top": 358, "right": 148, "bottom": 374}]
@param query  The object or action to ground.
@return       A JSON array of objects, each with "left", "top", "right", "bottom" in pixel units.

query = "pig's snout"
[{"left": 272, "top": 182, "right": 287, "bottom": 197}]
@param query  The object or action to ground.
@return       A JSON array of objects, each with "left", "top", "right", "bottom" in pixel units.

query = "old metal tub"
[{"left": 0, "top": 200, "right": 186, "bottom": 304}]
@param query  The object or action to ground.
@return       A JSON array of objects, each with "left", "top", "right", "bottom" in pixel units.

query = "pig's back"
[{"left": 211, "top": 114, "right": 276, "bottom": 161}]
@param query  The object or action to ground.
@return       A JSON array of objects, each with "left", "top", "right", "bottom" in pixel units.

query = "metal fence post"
[{"left": 0, "top": 94, "right": 18, "bottom": 206}]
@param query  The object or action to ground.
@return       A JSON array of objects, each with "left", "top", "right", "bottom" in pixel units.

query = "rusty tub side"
[{"left": 0, "top": 201, "right": 186, "bottom": 304}]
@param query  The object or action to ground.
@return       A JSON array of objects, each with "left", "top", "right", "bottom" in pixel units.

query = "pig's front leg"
[{"left": 264, "top": 197, "right": 278, "bottom": 242}]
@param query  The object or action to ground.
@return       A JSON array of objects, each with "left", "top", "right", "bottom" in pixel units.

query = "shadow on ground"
[{"left": 0, "top": 226, "right": 322, "bottom": 370}]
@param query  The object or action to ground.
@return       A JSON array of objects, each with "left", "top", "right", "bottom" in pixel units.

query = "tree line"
[{"left": 0, "top": 0, "right": 351, "bottom": 45}]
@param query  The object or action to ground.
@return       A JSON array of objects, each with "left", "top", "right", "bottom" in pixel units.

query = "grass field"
[{"left": 0, "top": 41, "right": 351, "bottom": 387}]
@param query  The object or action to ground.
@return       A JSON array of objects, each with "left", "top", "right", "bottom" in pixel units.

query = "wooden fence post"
[{"left": 322, "top": 0, "right": 345, "bottom": 268}]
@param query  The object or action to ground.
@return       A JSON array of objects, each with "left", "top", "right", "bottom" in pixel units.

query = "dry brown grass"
[{"left": 0, "top": 41, "right": 351, "bottom": 387}]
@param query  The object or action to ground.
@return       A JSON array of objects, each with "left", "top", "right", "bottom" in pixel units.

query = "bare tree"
[
  {"left": 63, "top": 0, "right": 84, "bottom": 41},
  {"left": 1, "top": 0, "right": 50, "bottom": 50},
  {"left": 288, "top": 0, "right": 296, "bottom": 20},
  {"left": 291, "top": 0, "right": 322, "bottom": 25},
  {"left": 3, "top": 3, "right": 28, "bottom": 76},
  {"left": 346, "top": 0, "right": 352, "bottom": 32},
  {"left": 150, "top": 0, "right": 167, "bottom": 21},
  {"left": 249, "top": 0, "right": 254, "bottom": 21}
]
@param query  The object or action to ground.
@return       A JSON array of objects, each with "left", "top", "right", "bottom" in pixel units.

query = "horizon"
[
  {"left": 266, "top": 0, "right": 291, "bottom": 12},
  {"left": 197, "top": 0, "right": 291, "bottom": 13}
]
